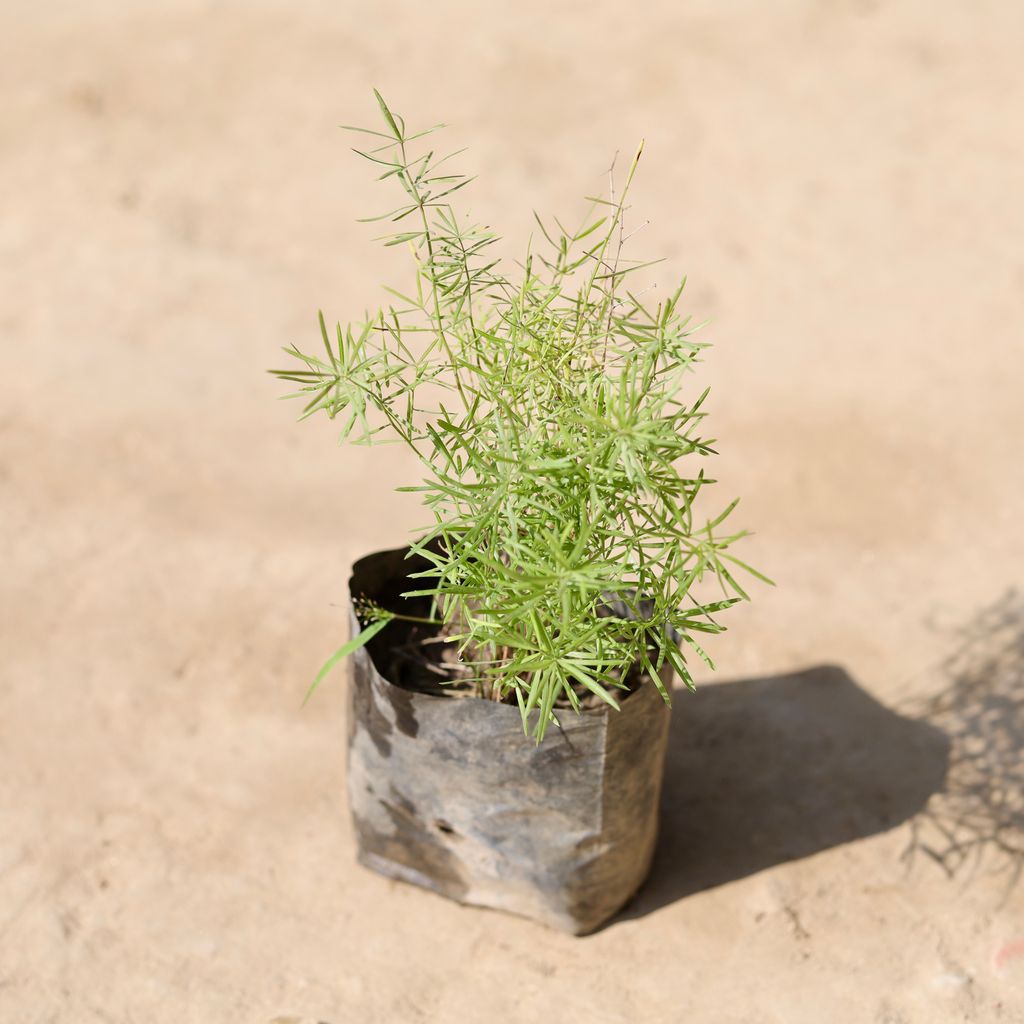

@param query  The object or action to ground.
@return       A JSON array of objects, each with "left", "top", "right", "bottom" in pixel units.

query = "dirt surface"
[{"left": 2, "top": 2, "right": 1023, "bottom": 1021}]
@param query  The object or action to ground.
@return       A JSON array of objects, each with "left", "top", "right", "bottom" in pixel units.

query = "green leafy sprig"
[{"left": 272, "top": 91, "right": 770, "bottom": 739}]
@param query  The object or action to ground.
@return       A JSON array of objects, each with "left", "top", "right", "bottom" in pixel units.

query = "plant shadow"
[
  {"left": 902, "top": 589, "right": 1024, "bottom": 891},
  {"left": 619, "top": 664, "right": 951, "bottom": 919}
]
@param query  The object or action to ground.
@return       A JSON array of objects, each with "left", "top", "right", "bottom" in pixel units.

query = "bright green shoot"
[{"left": 272, "top": 91, "right": 769, "bottom": 740}]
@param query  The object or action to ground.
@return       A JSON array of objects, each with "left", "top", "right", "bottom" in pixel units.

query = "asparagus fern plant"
[{"left": 272, "top": 92, "right": 768, "bottom": 739}]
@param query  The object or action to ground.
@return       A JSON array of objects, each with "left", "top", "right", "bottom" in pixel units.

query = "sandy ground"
[{"left": 2, "top": 1, "right": 1024, "bottom": 1021}]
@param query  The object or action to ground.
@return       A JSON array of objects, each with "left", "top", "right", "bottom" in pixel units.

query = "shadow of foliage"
[{"left": 902, "top": 590, "right": 1024, "bottom": 892}]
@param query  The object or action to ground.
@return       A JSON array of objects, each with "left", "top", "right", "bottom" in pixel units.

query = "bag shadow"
[{"left": 618, "top": 664, "right": 950, "bottom": 919}]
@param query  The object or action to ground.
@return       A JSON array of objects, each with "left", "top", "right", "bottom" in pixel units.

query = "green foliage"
[{"left": 272, "top": 91, "right": 769, "bottom": 739}]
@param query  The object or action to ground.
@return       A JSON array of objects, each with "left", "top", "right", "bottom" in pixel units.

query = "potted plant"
[{"left": 271, "top": 92, "right": 767, "bottom": 934}]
